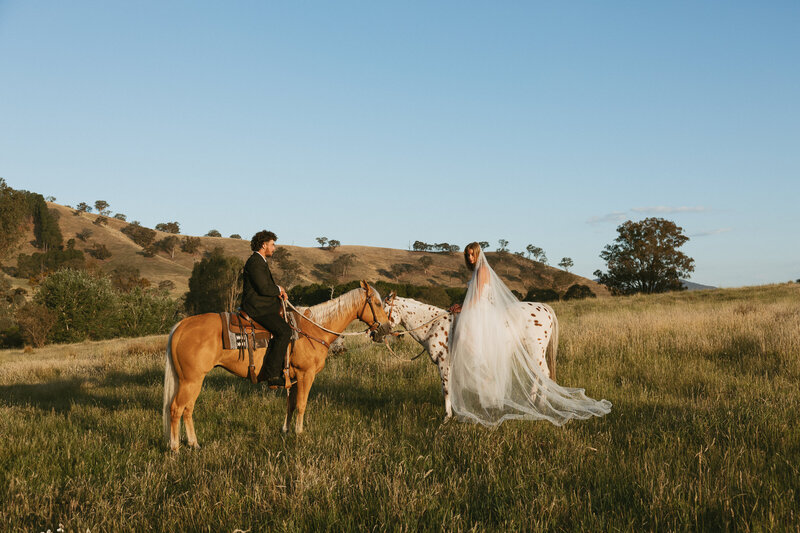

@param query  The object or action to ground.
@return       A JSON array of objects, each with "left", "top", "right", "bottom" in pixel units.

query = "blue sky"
[{"left": 1, "top": 1, "right": 798, "bottom": 287}]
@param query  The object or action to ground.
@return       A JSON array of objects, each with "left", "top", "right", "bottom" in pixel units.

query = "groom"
[{"left": 241, "top": 230, "right": 292, "bottom": 387}]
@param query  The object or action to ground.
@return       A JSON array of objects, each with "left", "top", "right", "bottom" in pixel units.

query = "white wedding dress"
[{"left": 449, "top": 250, "right": 612, "bottom": 427}]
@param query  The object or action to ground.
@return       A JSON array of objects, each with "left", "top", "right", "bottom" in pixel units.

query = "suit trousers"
[{"left": 253, "top": 311, "right": 292, "bottom": 377}]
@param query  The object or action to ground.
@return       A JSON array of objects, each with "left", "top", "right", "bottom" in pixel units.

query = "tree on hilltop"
[
  {"left": 558, "top": 257, "right": 574, "bottom": 272},
  {"left": 75, "top": 202, "right": 92, "bottom": 213},
  {"left": 155, "top": 221, "right": 181, "bottom": 234},
  {"left": 205, "top": 229, "right": 222, "bottom": 237},
  {"left": 316, "top": 237, "right": 329, "bottom": 249},
  {"left": 327, "top": 239, "right": 340, "bottom": 251},
  {"left": 94, "top": 200, "right": 111, "bottom": 216},
  {"left": 594, "top": 217, "right": 694, "bottom": 295}
]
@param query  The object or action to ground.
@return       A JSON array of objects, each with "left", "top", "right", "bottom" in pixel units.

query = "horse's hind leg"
[
  {"left": 171, "top": 379, "right": 204, "bottom": 450},
  {"left": 438, "top": 359, "right": 453, "bottom": 420},
  {"left": 436, "top": 354, "right": 453, "bottom": 419}
]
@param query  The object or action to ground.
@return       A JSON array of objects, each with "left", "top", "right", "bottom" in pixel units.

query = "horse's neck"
[
  {"left": 315, "top": 296, "right": 364, "bottom": 343},
  {"left": 399, "top": 300, "right": 446, "bottom": 343}
]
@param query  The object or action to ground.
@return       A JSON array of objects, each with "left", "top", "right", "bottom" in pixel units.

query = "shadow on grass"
[{"left": 0, "top": 367, "right": 166, "bottom": 413}]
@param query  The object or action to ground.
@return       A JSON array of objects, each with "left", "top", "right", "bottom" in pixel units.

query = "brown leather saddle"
[{"left": 220, "top": 310, "right": 273, "bottom": 384}]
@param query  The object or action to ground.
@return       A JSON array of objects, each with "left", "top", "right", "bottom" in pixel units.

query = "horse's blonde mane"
[{"left": 302, "top": 285, "right": 382, "bottom": 324}]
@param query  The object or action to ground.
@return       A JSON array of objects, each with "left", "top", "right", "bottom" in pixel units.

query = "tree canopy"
[
  {"left": 156, "top": 221, "right": 180, "bottom": 234},
  {"left": 184, "top": 247, "right": 243, "bottom": 314},
  {"left": 0, "top": 178, "right": 28, "bottom": 260},
  {"left": 594, "top": 217, "right": 695, "bottom": 295}
]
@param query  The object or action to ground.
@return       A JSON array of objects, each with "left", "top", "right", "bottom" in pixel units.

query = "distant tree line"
[{"left": 412, "top": 241, "right": 460, "bottom": 253}]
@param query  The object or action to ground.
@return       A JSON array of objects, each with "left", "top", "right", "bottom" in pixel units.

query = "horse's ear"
[
  {"left": 360, "top": 280, "right": 371, "bottom": 294},
  {"left": 389, "top": 290, "right": 397, "bottom": 301}
]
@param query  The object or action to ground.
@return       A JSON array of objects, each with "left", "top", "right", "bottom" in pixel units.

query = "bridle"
[
  {"left": 357, "top": 286, "right": 384, "bottom": 335},
  {"left": 385, "top": 294, "right": 397, "bottom": 326}
]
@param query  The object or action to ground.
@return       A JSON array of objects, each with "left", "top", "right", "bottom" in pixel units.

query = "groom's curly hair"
[
  {"left": 464, "top": 242, "right": 481, "bottom": 271},
  {"left": 250, "top": 230, "right": 278, "bottom": 252}
]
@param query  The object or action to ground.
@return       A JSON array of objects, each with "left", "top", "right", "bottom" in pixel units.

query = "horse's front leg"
[
  {"left": 283, "top": 380, "right": 298, "bottom": 434},
  {"left": 294, "top": 370, "right": 317, "bottom": 434}
]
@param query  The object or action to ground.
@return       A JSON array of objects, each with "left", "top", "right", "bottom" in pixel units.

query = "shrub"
[
  {"left": 116, "top": 287, "right": 182, "bottom": 337},
  {"left": 87, "top": 243, "right": 112, "bottom": 260},
  {"left": 35, "top": 269, "right": 119, "bottom": 343},
  {"left": 205, "top": 229, "right": 222, "bottom": 237},
  {"left": 15, "top": 302, "right": 55, "bottom": 347},
  {"left": 563, "top": 284, "right": 596, "bottom": 300},
  {"left": 16, "top": 248, "right": 86, "bottom": 278},
  {"left": 109, "top": 265, "right": 147, "bottom": 292},
  {"left": 524, "top": 287, "right": 560, "bottom": 302}
]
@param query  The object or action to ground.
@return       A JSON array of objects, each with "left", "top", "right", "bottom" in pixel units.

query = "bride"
[{"left": 449, "top": 242, "right": 612, "bottom": 427}]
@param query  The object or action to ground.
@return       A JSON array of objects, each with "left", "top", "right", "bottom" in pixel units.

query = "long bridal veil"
[{"left": 449, "top": 250, "right": 611, "bottom": 427}]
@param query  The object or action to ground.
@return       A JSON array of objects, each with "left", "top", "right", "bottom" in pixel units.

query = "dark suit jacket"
[{"left": 241, "top": 252, "right": 281, "bottom": 317}]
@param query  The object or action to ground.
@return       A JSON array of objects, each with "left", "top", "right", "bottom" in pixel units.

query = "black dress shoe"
[{"left": 264, "top": 375, "right": 286, "bottom": 388}]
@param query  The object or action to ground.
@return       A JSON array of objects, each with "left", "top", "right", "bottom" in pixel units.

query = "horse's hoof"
[{"left": 189, "top": 442, "right": 201, "bottom": 450}]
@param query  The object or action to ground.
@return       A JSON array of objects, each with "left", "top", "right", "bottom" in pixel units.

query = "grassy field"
[{"left": 2, "top": 284, "right": 799, "bottom": 531}]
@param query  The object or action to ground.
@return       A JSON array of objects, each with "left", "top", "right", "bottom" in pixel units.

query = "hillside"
[{"left": 2, "top": 202, "right": 610, "bottom": 298}]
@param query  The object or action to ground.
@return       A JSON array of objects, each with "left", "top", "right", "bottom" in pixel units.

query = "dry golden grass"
[{"left": 2, "top": 284, "right": 798, "bottom": 531}]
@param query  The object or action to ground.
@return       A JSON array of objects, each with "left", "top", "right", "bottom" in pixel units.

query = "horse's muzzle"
[{"left": 369, "top": 322, "right": 391, "bottom": 343}]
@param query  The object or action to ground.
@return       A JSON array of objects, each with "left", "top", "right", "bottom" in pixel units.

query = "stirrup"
[{"left": 268, "top": 368, "right": 296, "bottom": 390}]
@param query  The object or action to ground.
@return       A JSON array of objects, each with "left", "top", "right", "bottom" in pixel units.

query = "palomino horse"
[
  {"left": 163, "top": 281, "right": 390, "bottom": 450},
  {"left": 383, "top": 293, "right": 558, "bottom": 418}
]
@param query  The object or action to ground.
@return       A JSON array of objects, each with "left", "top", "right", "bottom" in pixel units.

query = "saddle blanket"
[{"left": 219, "top": 312, "right": 271, "bottom": 351}]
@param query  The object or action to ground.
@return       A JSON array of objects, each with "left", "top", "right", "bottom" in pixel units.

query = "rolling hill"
[{"left": 2, "top": 202, "right": 610, "bottom": 298}]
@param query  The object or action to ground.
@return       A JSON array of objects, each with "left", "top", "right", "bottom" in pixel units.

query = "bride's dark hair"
[{"left": 463, "top": 242, "right": 482, "bottom": 271}]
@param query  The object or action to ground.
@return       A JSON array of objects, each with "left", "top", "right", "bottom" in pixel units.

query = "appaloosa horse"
[
  {"left": 383, "top": 293, "right": 558, "bottom": 418},
  {"left": 163, "top": 281, "right": 390, "bottom": 450}
]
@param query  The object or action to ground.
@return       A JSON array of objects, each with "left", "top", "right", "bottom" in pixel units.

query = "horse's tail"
[
  {"left": 162, "top": 322, "right": 180, "bottom": 443},
  {"left": 543, "top": 303, "right": 558, "bottom": 381}
]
